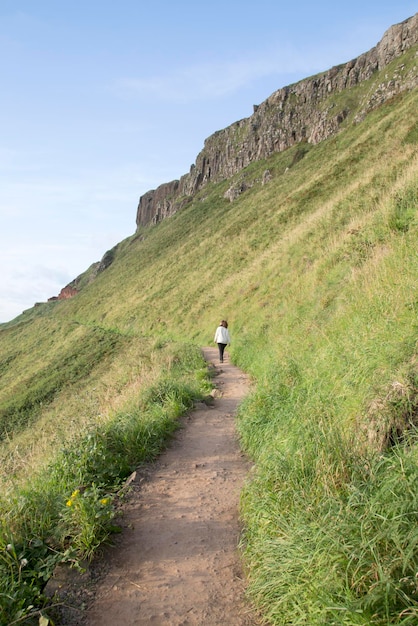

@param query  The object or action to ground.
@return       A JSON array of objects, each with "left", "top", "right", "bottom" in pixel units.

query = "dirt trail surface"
[{"left": 62, "top": 346, "right": 260, "bottom": 626}]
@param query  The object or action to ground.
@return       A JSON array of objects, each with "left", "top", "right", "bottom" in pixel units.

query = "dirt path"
[{"left": 62, "top": 347, "right": 259, "bottom": 625}]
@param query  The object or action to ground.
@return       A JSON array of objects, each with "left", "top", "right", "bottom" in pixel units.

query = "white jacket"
[{"left": 214, "top": 326, "right": 231, "bottom": 344}]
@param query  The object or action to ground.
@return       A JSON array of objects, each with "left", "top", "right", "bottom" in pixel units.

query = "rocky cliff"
[{"left": 136, "top": 13, "right": 418, "bottom": 228}]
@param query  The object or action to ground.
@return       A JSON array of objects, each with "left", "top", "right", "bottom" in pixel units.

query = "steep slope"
[
  {"left": 0, "top": 17, "right": 417, "bottom": 626},
  {"left": 136, "top": 12, "right": 418, "bottom": 227}
]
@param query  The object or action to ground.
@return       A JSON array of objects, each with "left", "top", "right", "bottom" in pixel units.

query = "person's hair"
[{"left": 221, "top": 320, "right": 228, "bottom": 328}]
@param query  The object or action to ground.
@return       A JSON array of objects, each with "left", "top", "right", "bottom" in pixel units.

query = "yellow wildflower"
[{"left": 100, "top": 498, "right": 109, "bottom": 506}]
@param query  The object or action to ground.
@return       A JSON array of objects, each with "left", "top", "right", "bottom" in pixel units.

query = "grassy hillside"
[{"left": 1, "top": 55, "right": 418, "bottom": 624}]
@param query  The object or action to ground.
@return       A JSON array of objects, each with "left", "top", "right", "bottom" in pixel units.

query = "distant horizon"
[{"left": 1, "top": 1, "right": 416, "bottom": 323}]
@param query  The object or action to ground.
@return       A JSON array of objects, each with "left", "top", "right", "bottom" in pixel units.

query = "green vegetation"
[
  {"left": 1, "top": 55, "right": 418, "bottom": 624},
  {"left": 0, "top": 341, "right": 210, "bottom": 624}
]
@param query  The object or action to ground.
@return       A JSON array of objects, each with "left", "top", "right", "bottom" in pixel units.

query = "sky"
[{"left": 0, "top": 1, "right": 416, "bottom": 323}]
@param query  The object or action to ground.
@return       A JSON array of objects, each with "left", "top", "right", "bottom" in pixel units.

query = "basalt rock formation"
[{"left": 136, "top": 13, "right": 418, "bottom": 228}]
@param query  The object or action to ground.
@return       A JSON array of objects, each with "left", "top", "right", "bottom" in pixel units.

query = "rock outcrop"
[
  {"left": 48, "top": 285, "right": 78, "bottom": 302},
  {"left": 136, "top": 13, "right": 418, "bottom": 228}
]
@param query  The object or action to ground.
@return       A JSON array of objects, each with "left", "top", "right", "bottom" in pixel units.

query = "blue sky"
[{"left": 0, "top": 1, "right": 416, "bottom": 322}]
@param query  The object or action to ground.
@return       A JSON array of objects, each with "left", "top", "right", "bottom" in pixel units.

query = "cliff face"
[{"left": 136, "top": 13, "right": 418, "bottom": 228}]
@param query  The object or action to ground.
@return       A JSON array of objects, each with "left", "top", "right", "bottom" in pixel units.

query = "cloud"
[
  {"left": 0, "top": 232, "right": 125, "bottom": 323},
  {"left": 114, "top": 35, "right": 365, "bottom": 104},
  {"left": 0, "top": 259, "right": 73, "bottom": 321},
  {"left": 116, "top": 43, "right": 303, "bottom": 100}
]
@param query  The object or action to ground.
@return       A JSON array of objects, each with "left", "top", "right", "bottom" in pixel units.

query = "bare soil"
[{"left": 52, "top": 347, "right": 261, "bottom": 626}]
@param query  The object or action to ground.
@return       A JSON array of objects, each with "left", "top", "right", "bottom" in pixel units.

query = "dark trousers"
[{"left": 217, "top": 343, "right": 227, "bottom": 362}]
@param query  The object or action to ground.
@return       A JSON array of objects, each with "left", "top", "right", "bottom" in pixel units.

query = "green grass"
[
  {"left": 0, "top": 52, "right": 418, "bottom": 624},
  {"left": 0, "top": 341, "right": 210, "bottom": 625},
  {"left": 0, "top": 323, "right": 127, "bottom": 441}
]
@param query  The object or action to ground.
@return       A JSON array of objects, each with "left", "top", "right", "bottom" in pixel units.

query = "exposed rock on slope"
[
  {"left": 136, "top": 13, "right": 418, "bottom": 228},
  {"left": 47, "top": 285, "right": 78, "bottom": 302}
]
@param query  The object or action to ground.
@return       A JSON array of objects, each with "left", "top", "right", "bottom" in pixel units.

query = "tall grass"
[
  {"left": 234, "top": 174, "right": 418, "bottom": 623},
  {"left": 238, "top": 423, "right": 418, "bottom": 625},
  {"left": 0, "top": 342, "right": 210, "bottom": 625}
]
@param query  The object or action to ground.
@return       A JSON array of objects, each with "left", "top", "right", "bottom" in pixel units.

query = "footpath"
[{"left": 58, "top": 346, "right": 259, "bottom": 626}]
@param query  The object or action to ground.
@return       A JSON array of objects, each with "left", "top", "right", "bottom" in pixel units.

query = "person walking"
[{"left": 214, "top": 320, "right": 231, "bottom": 363}]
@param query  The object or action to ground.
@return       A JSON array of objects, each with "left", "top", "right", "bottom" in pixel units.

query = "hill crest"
[{"left": 136, "top": 12, "right": 418, "bottom": 228}]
